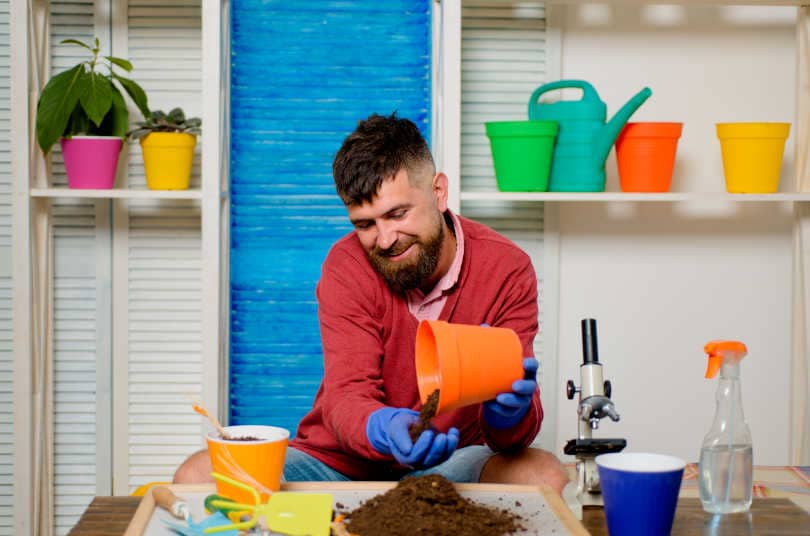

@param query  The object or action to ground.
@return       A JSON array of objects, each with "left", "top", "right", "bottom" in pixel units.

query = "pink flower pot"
[{"left": 60, "top": 136, "right": 123, "bottom": 189}]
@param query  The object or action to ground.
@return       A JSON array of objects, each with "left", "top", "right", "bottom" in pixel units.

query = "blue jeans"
[{"left": 282, "top": 445, "right": 494, "bottom": 483}]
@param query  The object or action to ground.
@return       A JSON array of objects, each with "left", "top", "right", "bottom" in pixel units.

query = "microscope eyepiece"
[{"left": 581, "top": 318, "right": 599, "bottom": 364}]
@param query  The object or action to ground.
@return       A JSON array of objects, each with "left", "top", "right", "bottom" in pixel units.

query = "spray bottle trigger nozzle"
[
  {"left": 705, "top": 355, "right": 722, "bottom": 378},
  {"left": 703, "top": 340, "right": 748, "bottom": 378}
]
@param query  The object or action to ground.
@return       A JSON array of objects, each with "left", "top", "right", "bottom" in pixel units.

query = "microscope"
[{"left": 564, "top": 318, "right": 626, "bottom": 507}]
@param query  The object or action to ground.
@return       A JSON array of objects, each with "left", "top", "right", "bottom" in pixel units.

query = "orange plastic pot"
[
  {"left": 206, "top": 425, "right": 289, "bottom": 504},
  {"left": 414, "top": 320, "right": 524, "bottom": 415},
  {"left": 616, "top": 122, "right": 683, "bottom": 192}
]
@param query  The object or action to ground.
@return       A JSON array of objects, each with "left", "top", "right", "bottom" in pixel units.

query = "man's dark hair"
[{"left": 332, "top": 113, "right": 435, "bottom": 206}]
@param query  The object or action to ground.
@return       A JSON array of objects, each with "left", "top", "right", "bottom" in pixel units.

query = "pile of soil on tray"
[
  {"left": 341, "top": 474, "right": 524, "bottom": 536},
  {"left": 409, "top": 389, "right": 440, "bottom": 441}
]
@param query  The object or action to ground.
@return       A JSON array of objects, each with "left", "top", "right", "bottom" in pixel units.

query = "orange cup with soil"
[
  {"left": 206, "top": 425, "right": 289, "bottom": 504},
  {"left": 414, "top": 320, "right": 524, "bottom": 415},
  {"left": 616, "top": 122, "right": 683, "bottom": 192}
]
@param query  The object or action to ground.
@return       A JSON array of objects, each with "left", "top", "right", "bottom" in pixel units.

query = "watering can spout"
[{"left": 596, "top": 87, "right": 652, "bottom": 164}]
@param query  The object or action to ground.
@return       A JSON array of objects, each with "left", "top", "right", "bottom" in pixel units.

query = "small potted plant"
[
  {"left": 128, "top": 108, "right": 202, "bottom": 190},
  {"left": 36, "top": 38, "right": 150, "bottom": 189}
]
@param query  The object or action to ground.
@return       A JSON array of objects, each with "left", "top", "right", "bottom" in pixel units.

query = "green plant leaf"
[
  {"left": 113, "top": 74, "right": 150, "bottom": 119},
  {"left": 167, "top": 107, "right": 186, "bottom": 123},
  {"left": 105, "top": 56, "right": 133, "bottom": 72},
  {"left": 60, "top": 38, "right": 92, "bottom": 51},
  {"left": 77, "top": 71, "right": 113, "bottom": 127},
  {"left": 66, "top": 105, "right": 91, "bottom": 136},
  {"left": 36, "top": 64, "right": 84, "bottom": 153},
  {"left": 186, "top": 117, "right": 202, "bottom": 128},
  {"left": 106, "top": 88, "right": 130, "bottom": 138},
  {"left": 127, "top": 128, "right": 151, "bottom": 140}
]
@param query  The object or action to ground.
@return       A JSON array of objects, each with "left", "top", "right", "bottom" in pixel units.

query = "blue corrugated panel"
[{"left": 230, "top": 0, "right": 432, "bottom": 436}]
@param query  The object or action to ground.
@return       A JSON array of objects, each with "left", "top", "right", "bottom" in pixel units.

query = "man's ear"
[{"left": 433, "top": 172, "right": 449, "bottom": 211}]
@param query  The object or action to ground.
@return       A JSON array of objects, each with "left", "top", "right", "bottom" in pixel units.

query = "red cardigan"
[{"left": 290, "top": 214, "right": 542, "bottom": 480}]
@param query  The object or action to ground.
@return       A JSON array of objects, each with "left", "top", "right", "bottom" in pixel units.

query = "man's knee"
[
  {"left": 173, "top": 449, "right": 213, "bottom": 484},
  {"left": 480, "top": 447, "right": 570, "bottom": 494}
]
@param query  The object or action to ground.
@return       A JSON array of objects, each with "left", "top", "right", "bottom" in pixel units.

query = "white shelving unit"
[
  {"left": 11, "top": 0, "right": 229, "bottom": 533},
  {"left": 439, "top": 0, "right": 810, "bottom": 465}
]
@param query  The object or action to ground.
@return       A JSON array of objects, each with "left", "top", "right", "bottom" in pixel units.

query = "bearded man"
[{"left": 173, "top": 113, "right": 568, "bottom": 493}]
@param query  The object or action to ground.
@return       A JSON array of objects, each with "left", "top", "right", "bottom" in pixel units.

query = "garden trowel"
[
  {"left": 205, "top": 491, "right": 334, "bottom": 536},
  {"left": 263, "top": 492, "right": 334, "bottom": 536}
]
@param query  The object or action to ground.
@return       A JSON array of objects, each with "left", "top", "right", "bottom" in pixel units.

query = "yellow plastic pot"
[
  {"left": 716, "top": 123, "right": 790, "bottom": 193},
  {"left": 140, "top": 132, "right": 197, "bottom": 190}
]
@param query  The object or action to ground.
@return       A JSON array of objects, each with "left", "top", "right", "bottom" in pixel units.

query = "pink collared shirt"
[{"left": 406, "top": 211, "right": 465, "bottom": 321}]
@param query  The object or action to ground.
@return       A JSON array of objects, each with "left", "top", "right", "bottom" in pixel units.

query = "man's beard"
[{"left": 368, "top": 218, "right": 445, "bottom": 295}]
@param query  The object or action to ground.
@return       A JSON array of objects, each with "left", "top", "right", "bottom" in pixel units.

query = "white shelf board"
[
  {"left": 460, "top": 191, "right": 810, "bottom": 202},
  {"left": 547, "top": 0, "right": 802, "bottom": 5},
  {"left": 30, "top": 187, "right": 203, "bottom": 200}
]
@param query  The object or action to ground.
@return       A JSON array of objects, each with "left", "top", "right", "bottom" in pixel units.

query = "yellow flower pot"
[
  {"left": 716, "top": 122, "right": 790, "bottom": 193},
  {"left": 140, "top": 132, "right": 197, "bottom": 190}
]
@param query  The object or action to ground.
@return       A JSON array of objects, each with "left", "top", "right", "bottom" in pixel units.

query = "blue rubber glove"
[
  {"left": 482, "top": 357, "right": 538, "bottom": 429},
  {"left": 366, "top": 407, "right": 460, "bottom": 468}
]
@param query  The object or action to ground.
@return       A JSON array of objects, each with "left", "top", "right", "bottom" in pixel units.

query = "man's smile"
[{"left": 386, "top": 243, "right": 416, "bottom": 262}]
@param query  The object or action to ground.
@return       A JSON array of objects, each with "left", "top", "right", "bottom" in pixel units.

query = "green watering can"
[{"left": 528, "top": 80, "right": 652, "bottom": 192}]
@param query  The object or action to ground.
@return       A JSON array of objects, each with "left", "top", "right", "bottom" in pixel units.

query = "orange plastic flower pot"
[
  {"left": 414, "top": 320, "right": 524, "bottom": 415},
  {"left": 206, "top": 425, "right": 289, "bottom": 504},
  {"left": 616, "top": 122, "right": 683, "bottom": 193}
]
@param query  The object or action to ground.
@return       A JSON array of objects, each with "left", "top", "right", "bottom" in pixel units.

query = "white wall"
[{"left": 553, "top": 5, "right": 796, "bottom": 465}]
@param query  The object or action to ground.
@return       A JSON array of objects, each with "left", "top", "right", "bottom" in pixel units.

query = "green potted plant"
[
  {"left": 36, "top": 37, "right": 149, "bottom": 189},
  {"left": 128, "top": 108, "right": 202, "bottom": 190}
]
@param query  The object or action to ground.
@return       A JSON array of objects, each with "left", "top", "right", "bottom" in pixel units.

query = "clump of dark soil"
[
  {"left": 342, "top": 474, "right": 524, "bottom": 536},
  {"left": 409, "top": 389, "right": 440, "bottom": 441}
]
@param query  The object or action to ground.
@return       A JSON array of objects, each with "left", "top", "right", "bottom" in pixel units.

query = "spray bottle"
[{"left": 698, "top": 340, "right": 753, "bottom": 514}]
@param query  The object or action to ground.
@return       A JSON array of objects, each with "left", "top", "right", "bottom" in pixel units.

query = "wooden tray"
[{"left": 125, "top": 482, "right": 588, "bottom": 535}]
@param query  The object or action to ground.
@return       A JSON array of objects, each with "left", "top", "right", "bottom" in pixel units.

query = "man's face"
[{"left": 347, "top": 168, "right": 449, "bottom": 293}]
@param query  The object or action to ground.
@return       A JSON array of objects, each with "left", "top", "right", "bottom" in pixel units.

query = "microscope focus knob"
[
  {"left": 566, "top": 380, "right": 576, "bottom": 400},
  {"left": 604, "top": 380, "right": 612, "bottom": 398}
]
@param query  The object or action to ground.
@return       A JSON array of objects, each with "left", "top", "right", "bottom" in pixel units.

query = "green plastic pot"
[{"left": 485, "top": 120, "right": 558, "bottom": 192}]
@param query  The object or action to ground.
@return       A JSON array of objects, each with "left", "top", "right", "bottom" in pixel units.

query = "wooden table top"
[
  {"left": 584, "top": 498, "right": 810, "bottom": 536},
  {"left": 68, "top": 496, "right": 140, "bottom": 536},
  {"left": 69, "top": 494, "right": 810, "bottom": 535}
]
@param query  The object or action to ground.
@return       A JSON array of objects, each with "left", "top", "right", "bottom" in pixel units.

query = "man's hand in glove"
[
  {"left": 482, "top": 357, "right": 538, "bottom": 429},
  {"left": 366, "top": 407, "right": 460, "bottom": 467}
]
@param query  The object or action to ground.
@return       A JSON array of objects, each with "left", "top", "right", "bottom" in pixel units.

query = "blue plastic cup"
[{"left": 596, "top": 452, "right": 686, "bottom": 536}]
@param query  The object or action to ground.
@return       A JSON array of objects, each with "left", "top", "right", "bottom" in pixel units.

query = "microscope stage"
[{"left": 564, "top": 438, "right": 627, "bottom": 456}]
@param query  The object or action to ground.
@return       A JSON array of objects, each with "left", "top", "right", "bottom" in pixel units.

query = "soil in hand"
[
  {"left": 409, "top": 389, "right": 439, "bottom": 441},
  {"left": 343, "top": 474, "right": 524, "bottom": 536}
]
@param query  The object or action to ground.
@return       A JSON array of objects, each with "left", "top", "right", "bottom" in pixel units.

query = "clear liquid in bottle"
[{"left": 698, "top": 444, "right": 753, "bottom": 514}]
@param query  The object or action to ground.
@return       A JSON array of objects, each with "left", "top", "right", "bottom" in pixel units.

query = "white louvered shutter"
[
  {"left": 458, "top": 1, "right": 551, "bottom": 444},
  {"left": 123, "top": 0, "right": 203, "bottom": 491},
  {"left": 49, "top": 2, "right": 104, "bottom": 534},
  {"left": 0, "top": 0, "right": 12, "bottom": 533}
]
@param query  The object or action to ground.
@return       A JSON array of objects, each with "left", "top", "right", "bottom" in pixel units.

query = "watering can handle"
[{"left": 528, "top": 80, "right": 599, "bottom": 119}]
